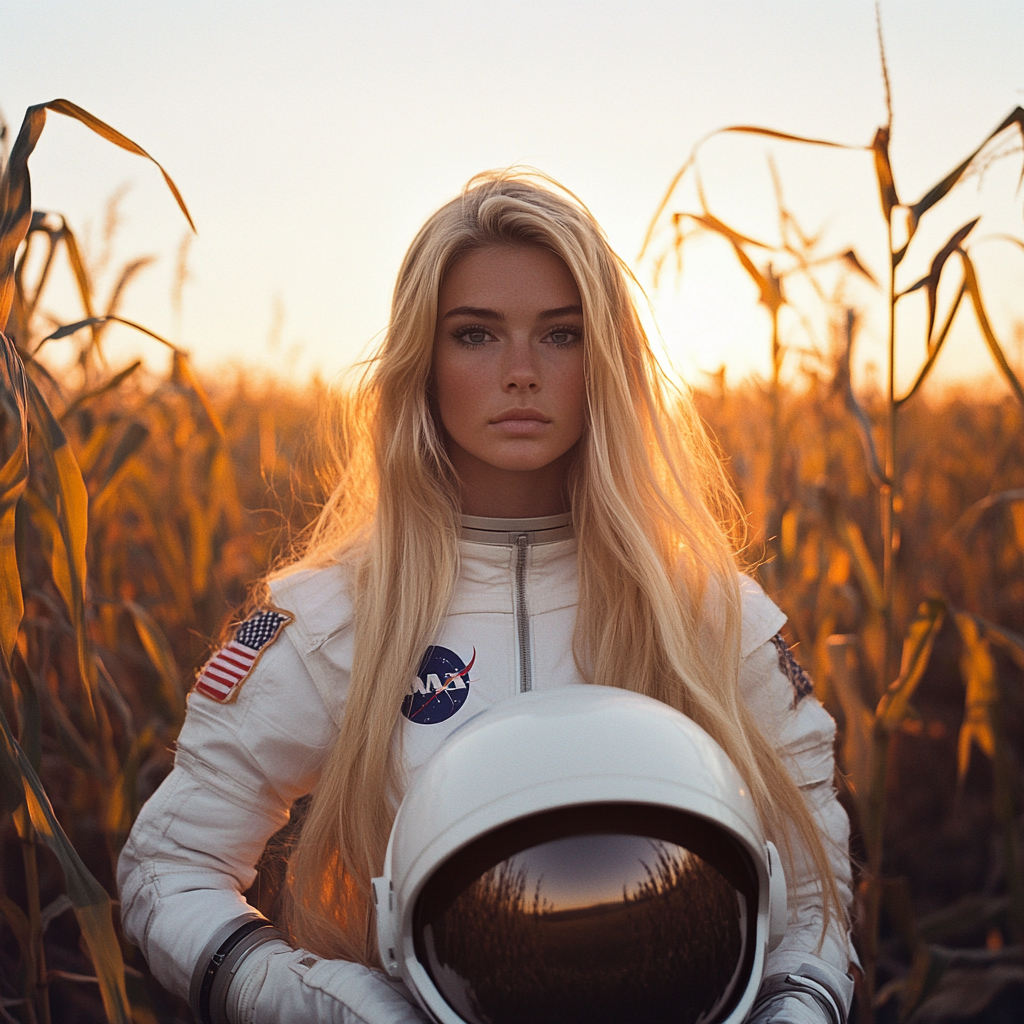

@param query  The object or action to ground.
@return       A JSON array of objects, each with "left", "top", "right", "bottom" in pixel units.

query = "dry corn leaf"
[
  {"left": 890, "top": 107, "right": 1024, "bottom": 279},
  {"left": 899, "top": 219, "right": 978, "bottom": 347},
  {"left": 908, "top": 965, "right": 1024, "bottom": 1022},
  {"left": 96, "top": 256, "right": 156, "bottom": 349},
  {"left": 33, "top": 313, "right": 177, "bottom": 361},
  {"left": 75, "top": 418, "right": 117, "bottom": 479},
  {"left": 90, "top": 420, "right": 149, "bottom": 504},
  {"left": 640, "top": 123, "right": 863, "bottom": 260},
  {"left": 131, "top": 483, "right": 195, "bottom": 620},
  {"left": 842, "top": 517, "right": 885, "bottom": 614},
  {"left": 979, "top": 620, "right": 1024, "bottom": 673},
  {"left": 833, "top": 329, "right": 890, "bottom": 486},
  {"left": 827, "top": 635, "right": 873, "bottom": 803},
  {"left": 12, "top": 212, "right": 59, "bottom": 328},
  {"left": 673, "top": 211, "right": 786, "bottom": 315},
  {"left": 719, "top": 125, "right": 860, "bottom": 149},
  {"left": 680, "top": 211, "right": 774, "bottom": 254},
  {"left": 126, "top": 601, "right": 183, "bottom": 718},
  {"left": 23, "top": 372, "right": 95, "bottom": 716},
  {"left": 916, "top": 895, "right": 1009, "bottom": 945},
  {"left": 24, "top": 378, "right": 88, "bottom": 607},
  {"left": 954, "top": 614, "right": 999, "bottom": 780},
  {"left": 210, "top": 437, "right": 243, "bottom": 532},
  {"left": 734, "top": 244, "right": 784, "bottom": 316},
  {"left": 960, "top": 251, "right": 1024, "bottom": 407},
  {"left": 60, "top": 218, "right": 95, "bottom": 329},
  {"left": 0, "top": 333, "right": 29, "bottom": 661},
  {"left": 872, "top": 126, "right": 900, "bottom": 227},
  {"left": 61, "top": 358, "right": 142, "bottom": 421},
  {"left": 896, "top": 281, "right": 966, "bottom": 408},
  {"left": 0, "top": 701, "right": 130, "bottom": 1024},
  {"left": 1, "top": 98, "right": 194, "bottom": 330},
  {"left": 19, "top": 658, "right": 102, "bottom": 777},
  {"left": 781, "top": 508, "right": 799, "bottom": 562},
  {"left": 878, "top": 597, "right": 946, "bottom": 729},
  {"left": 838, "top": 249, "right": 879, "bottom": 286},
  {"left": 187, "top": 498, "right": 213, "bottom": 595},
  {"left": 946, "top": 489, "right": 1024, "bottom": 546},
  {"left": 11, "top": 659, "right": 42, "bottom": 773},
  {"left": 909, "top": 107, "right": 1024, "bottom": 230},
  {"left": 1012, "top": 504, "right": 1024, "bottom": 555},
  {"left": 899, "top": 944, "right": 946, "bottom": 1023},
  {"left": 0, "top": 893, "right": 33, "bottom": 973},
  {"left": 172, "top": 349, "right": 226, "bottom": 440}
]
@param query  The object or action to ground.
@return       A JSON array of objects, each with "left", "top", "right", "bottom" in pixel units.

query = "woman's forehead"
[{"left": 438, "top": 245, "right": 582, "bottom": 313}]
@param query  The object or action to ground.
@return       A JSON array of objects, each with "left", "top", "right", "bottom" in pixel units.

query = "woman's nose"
[{"left": 502, "top": 339, "right": 539, "bottom": 392}]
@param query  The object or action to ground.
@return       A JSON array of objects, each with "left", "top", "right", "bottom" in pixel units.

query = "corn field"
[{"left": 1, "top": 81, "right": 1024, "bottom": 1024}]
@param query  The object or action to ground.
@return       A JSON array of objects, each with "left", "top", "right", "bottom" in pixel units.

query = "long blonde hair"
[{"left": 281, "top": 169, "right": 841, "bottom": 961}]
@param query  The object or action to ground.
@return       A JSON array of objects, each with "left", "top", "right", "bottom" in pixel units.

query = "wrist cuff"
[
  {"left": 189, "top": 914, "right": 287, "bottom": 1024},
  {"left": 752, "top": 964, "right": 847, "bottom": 1024}
]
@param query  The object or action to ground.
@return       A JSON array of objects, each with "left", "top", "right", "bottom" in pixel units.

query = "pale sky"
[{"left": 4, "top": 1, "right": 1024, "bottom": 392}]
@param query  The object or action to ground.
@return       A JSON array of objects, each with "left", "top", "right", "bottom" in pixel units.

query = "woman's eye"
[
  {"left": 455, "top": 326, "right": 490, "bottom": 346},
  {"left": 547, "top": 328, "right": 581, "bottom": 347}
]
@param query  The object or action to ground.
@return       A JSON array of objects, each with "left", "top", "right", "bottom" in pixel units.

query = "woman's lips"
[{"left": 489, "top": 409, "right": 551, "bottom": 435}]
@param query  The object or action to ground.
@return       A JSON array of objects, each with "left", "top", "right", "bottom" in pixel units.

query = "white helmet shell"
[{"left": 373, "top": 684, "right": 786, "bottom": 1024}]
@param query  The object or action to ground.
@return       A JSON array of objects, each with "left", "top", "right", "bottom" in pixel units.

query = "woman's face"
[{"left": 432, "top": 244, "right": 586, "bottom": 518}]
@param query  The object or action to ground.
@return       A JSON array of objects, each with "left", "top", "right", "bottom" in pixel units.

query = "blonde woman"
[{"left": 118, "top": 172, "right": 855, "bottom": 1023}]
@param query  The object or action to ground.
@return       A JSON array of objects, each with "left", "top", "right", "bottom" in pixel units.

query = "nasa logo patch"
[{"left": 402, "top": 645, "right": 475, "bottom": 725}]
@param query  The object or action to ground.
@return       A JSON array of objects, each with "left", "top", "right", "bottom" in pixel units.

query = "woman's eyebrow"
[
  {"left": 441, "top": 304, "right": 584, "bottom": 321},
  {"left": 539, "top": 304, "right": 583, "bottom": 319},
  {"left": 442, "top": 305, "right": 504, "bottom": 321}
]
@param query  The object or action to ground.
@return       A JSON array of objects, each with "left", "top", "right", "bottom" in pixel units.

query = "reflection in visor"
[{"left": 414, "top": 806, "right": 753, "bottom": 1024}]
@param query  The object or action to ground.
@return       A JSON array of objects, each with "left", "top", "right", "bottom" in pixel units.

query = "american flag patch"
[{"left": 193, "top": 609, "right": 293, "bottom": 703}]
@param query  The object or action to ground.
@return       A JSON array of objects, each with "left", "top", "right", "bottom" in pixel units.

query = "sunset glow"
[{"left": 4, "top": 1, "right": 1023, "bottom": 388}]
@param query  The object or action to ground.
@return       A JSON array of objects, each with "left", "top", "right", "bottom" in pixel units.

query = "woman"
[{"left": 118, "top": 171, "right": 854, "bottom": 1023}]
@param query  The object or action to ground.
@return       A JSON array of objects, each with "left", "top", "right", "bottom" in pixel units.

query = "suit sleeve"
[{"left": 116, "top": 627, "right": 335, "bottom": 998}]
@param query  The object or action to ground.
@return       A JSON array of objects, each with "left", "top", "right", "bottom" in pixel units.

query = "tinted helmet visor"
[{"left": 413, "top": 804, "right": 757, "bottom": 1024}]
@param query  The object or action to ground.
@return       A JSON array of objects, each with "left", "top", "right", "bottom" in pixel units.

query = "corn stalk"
[
  {"left": 0, "top": 99, "right": 192, "bottom": 1024},
  {"left": 644, "top": 74, "right": 1024, "bottom": 1024}
]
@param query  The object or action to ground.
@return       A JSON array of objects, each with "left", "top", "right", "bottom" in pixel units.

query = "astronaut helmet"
[{"left": 372, "top": 684, "right": 787, "bottom": 1024}]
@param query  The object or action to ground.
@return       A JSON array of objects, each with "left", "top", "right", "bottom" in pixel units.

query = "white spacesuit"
[{"left": 117, "top": 513, "right": 855, "bottom": 1023}]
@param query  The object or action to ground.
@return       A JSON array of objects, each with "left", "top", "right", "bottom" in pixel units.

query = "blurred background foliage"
[{"left": 1, "top": 79, "right": 1024, "bottom": 1023}]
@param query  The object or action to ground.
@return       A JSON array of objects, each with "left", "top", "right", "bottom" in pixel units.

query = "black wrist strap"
[{"left": 189, "top": 915, "right": 284, "bottom": 1024}]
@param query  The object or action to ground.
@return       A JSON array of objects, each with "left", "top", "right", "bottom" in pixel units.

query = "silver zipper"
[{"left": 514, "top": 534, "right": 532, "bottom": 692}]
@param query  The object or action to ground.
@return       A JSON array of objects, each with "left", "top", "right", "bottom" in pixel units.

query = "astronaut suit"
[{"left": 118, "top": 513, "right": 855, "bottom": 1023}]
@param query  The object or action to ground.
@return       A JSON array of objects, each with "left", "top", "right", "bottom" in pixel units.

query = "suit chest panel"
[{"left": 399, "top": 603, "right": 582, "bottom": 774}]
